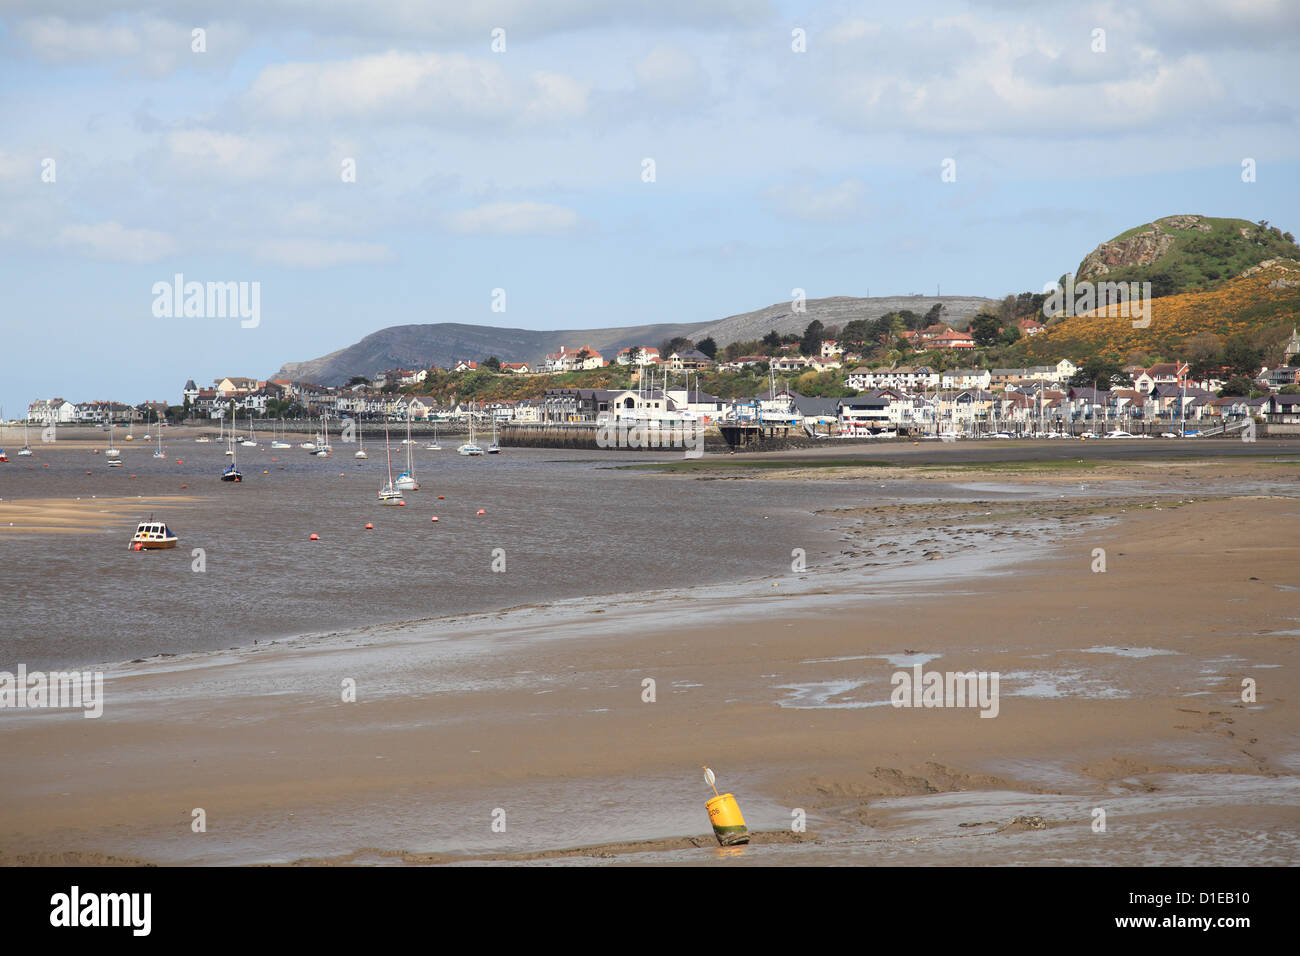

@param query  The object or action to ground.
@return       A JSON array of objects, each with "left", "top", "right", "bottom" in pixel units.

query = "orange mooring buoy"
[
  {"left": 309, "top": 533, "right": 320, "bottom": 540},
  {"left": 437, "top": 495, "right": 445, "bottom": 500},
  {"left": 365, "top": 523, "right": 373, "bottom": 530},
  {"left": 476, "top": 508, "right": 485, "bottom": 515},
  {"left": 431, "top": 516, "right": 439, "bottom": 522}
]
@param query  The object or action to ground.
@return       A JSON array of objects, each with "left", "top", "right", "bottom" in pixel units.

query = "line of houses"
[{"left": 23, "top": 328, "right": 1300, "bottom": 431}]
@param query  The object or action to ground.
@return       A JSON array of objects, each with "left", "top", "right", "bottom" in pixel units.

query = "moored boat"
[
  {"left": 378, "top": 421, "right": 405, "bottom": 504},
  {"left": 129, "top": 518, "right": 178, "bottom": 550}
]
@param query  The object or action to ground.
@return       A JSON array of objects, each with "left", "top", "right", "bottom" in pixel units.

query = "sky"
[{"left": 1, "top": 0, "right": 1297, "bottom": 414}]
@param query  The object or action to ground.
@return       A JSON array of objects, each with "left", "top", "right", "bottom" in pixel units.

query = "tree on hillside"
[
  {"left": 483, "top": 356, "right": 502, "bottom": 371},
  {"left": 1146, "top": 272, "right": 1178, "bottom": 298},
  {"left": 1218, "top": 375, "right": 1258, "bottom": 397},
  {"left": 970, "top": 314, "right": 1002, "bottom": 347},
  {"left": 869, "top": 316, "right": 896, "bottom": 344},
  {"left": 660, "top": 336, "right": 693, "bottom": 357},
  {"left": 924, "top": 303, "right": 944, "bottom": 325},
  {"left": 761, "top": 330, "right": 782, "bottom": 348},
  {"left": 841, "top": 318, "right": 870, "bottom": 345},
  {"left": 1069, "top": 356, "right": 1130, "bottom": 389},
  {"left": 696, "top": 337, "right": 718, "bottom": 359},
  {"left": 1224, "top": 335, "right": 1263, "bottom": 377},
  {"left": 346, "top": 375, "right": 369, "bottom": 386},
  {"left": 801, "top": 320, "right": 825, "bottom": 356}
]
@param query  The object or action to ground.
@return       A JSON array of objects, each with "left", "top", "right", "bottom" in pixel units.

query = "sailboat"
[
  {"left": 458, "top": 405, "right": 484, "bottom": 456},
  {"left": 395, "top": 409, "right": 419, "bottom": 490},
  {"left": 354, "top": 418, "right": 368, "bottom": 460},
  {"left": 487, "top": 417, "right": 501, "bottom": 454},
  {"left": 425, "top": 422, "right": 442, "bottom": 451},
  {"left": 221, "top": 414, "right": 243, "bottom": 481},
  {"left": 271, "top": 417, "right": 291, "bottom": 449},
  {"left": 314, "top": 413, "right": 331, "bottom": 457},
  {"left": 378, "top": 421, "right": 404, "bottom": 504},
  {"left": 17, "top": 420, "right": 33, "bottom": 456},
  {"left": 152, "top": 413, "right": 167, "bottom": 458},
  {"left": 106, "top": 421, "right": 120, "bottom": 459},
  {"left": 241, "top": 415, "right": 258, "bottom": 447}
]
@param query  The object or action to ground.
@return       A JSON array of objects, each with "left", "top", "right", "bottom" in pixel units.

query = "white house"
[
  {"left": 665, "top": 388, "right": 727, "bottom": 421},
  {"left": 598, "top": 389, "right": 683, "bottom": 422},
  {"left": 27, "top": 398, "right": 77, "bottom": 423},
  {"left": 615, "top": 346, "right": 660, "bottom": 366},
  {"left": 544, "top": 346, "right": 604, "bottom": 372},
  {"left": 847, "top": 366, "right": 939, "bottom": 391},
  {"left": 940, "top": 368, "right": 992, "bottom": 390}
]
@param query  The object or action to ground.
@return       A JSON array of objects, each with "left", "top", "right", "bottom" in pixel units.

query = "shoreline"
[{"left": 1, "top": 464, "right": 1296, "bottom": 864}]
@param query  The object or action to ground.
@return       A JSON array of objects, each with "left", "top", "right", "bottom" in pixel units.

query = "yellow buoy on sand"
[{"left": 702, "top": 766, "right": 749, "bottom": 846}]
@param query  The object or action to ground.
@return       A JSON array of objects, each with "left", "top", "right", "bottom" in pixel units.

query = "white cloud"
[
  {"left": 253, "top": 239, "right": 395, "bottom": 268},
  {"left": 4, "top": 1, "right": 770, "bottom": 44},
  {"left": 244, "top": 51, "right": 588, "bottom": 126},
  {"left": 57, "top": 221, "right": 177, "bottom": 263},
  {"left": 634, "top": 46, "right": 711, "bottom": 107},
  {"left": 816, "top": 14, "right": 1235, "bottom": 136},
  {"left": 763, "top": 178, "right": 869, "bottom": 222},
  {"left": 14, "top": 16, "right": 248, "bottom": 76},
  {"left": 165, "top": 130, "right": 285, "bottom": 181},
  {"left": 442, "top": 201, "right": 580, "bottom": 236}
]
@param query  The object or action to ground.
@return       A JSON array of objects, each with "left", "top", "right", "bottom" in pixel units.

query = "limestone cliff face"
[{"left": 1076, "top": 215, "right": 1210, "bottom": 280}]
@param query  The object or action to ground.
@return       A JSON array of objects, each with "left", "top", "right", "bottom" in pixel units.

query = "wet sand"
[
  {"left": 0, "top": 459, "right": 1296, "bottom": 866},
  {"left": 0, "top": 496, "right": 193, "bottom": 535}
]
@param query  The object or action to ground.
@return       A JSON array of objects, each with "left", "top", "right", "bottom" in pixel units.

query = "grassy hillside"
[{"left": 1075, "top": 215, "right": 1299, "bottom": 296}]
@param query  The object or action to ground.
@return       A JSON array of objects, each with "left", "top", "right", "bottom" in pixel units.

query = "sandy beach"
[{"left": 1, "top": 451, "right": 1296, "bottom": 866}]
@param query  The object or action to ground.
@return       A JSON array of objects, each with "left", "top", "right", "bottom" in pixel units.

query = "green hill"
[{"left": 1074, "top": 215, "right": 1299, "bottom": 297}]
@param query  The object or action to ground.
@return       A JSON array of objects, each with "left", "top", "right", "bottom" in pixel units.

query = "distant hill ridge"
[{"left": 273, "top": 295, "right": 994, "bottom": 385}]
